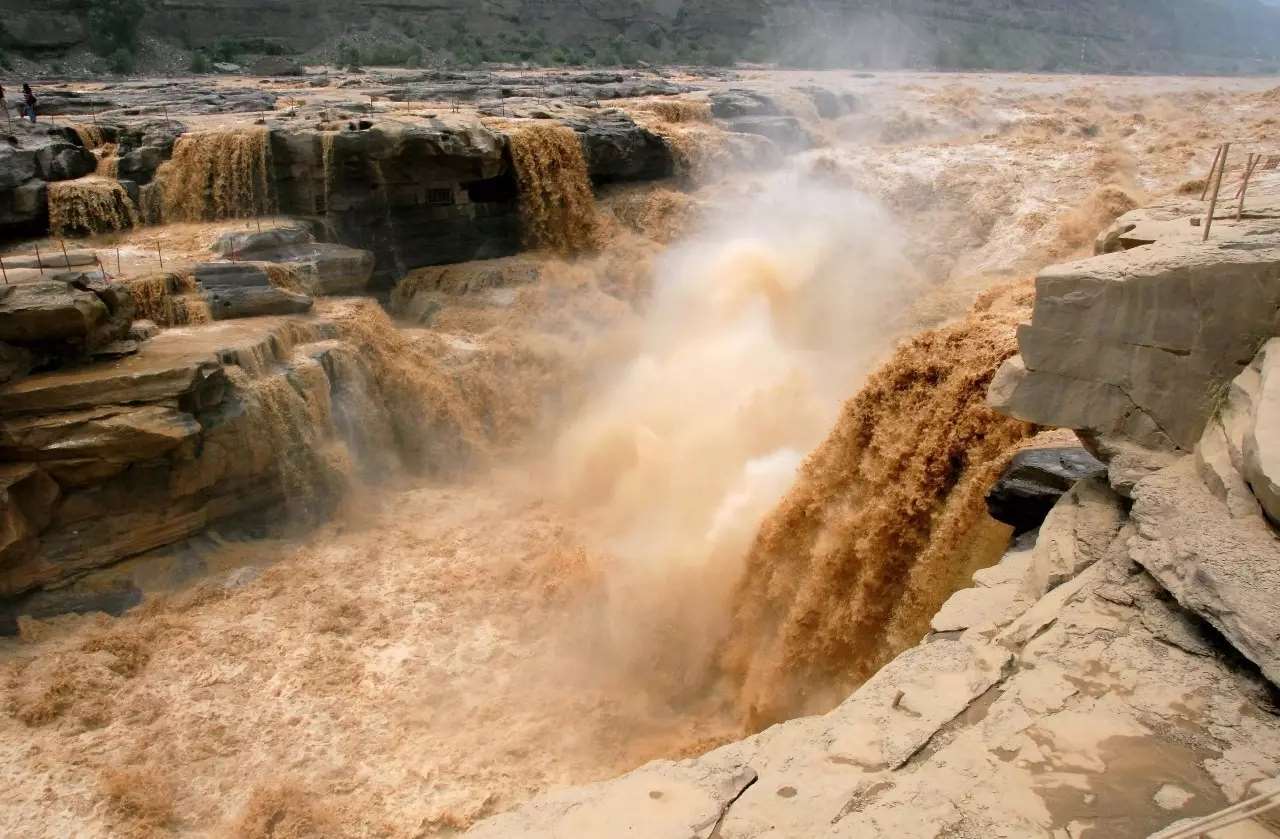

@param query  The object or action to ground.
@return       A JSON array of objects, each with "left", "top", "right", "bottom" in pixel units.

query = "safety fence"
[
  {"left": 1200, "top": 142, "right": 1280, "bottom": 240},
  {"left": 0, "top": 216, "right": 289, "bottom": 284}
]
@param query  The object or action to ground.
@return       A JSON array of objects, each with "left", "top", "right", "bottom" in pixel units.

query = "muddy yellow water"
[{"left": 3, "top": 72, "right": 1277, "bottom": 838}]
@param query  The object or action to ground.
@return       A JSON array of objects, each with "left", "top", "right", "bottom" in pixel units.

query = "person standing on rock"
[{"left": 21, "top": 84, "right": 36, "bottom": 123}]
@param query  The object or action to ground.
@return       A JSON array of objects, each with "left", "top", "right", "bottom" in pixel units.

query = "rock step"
[{"left": 0, "top": 314, "right": 337, "bottom": 416}]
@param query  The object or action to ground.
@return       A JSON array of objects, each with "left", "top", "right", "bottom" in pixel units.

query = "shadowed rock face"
[
  {"left": 0, "top": 129, "right": 97, "bottom": 238},
  {"left": 271, "top": 122, "right": 520, "bottom": 287},
  {"left": 268, "top": 114, "right": 672, "bottom": 286},
  {"left": 986, "top": 446, "right": 1106, "bottom": 535}
]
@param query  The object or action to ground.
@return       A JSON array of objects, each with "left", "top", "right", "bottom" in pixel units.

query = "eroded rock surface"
[
  {"left": 0, "top": 304, "right": 408, "bottom": 612},
  {"left": 990, "top": 239, "right": 1280, "bottom": 454}
]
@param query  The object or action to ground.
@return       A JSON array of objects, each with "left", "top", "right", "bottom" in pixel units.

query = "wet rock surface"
[
  {"left": 194, "top": 263, "right": 315, "bottom": 320},
  {"left": 0, "top": 306, "right": 399, "bottom": 605}
]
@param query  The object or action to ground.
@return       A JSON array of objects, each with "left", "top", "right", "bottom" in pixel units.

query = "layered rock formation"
[
  {"left": 0, "top": 302, "right": 407, "bottom": 631},
  {"left": 0, "top": 209, "right": 394, "bottom": 628}
]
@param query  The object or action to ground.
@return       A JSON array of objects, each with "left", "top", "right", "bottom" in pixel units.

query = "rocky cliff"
[
  {"left": 464, "top": 180, "right": 1280, "bottom": 838},
  {"left": 6, "top": 0, "right": 1280, "bottom": 74}
]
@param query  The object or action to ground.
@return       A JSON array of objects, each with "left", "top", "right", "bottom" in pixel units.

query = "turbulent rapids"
[{"left": 2, "top": 71, "right": 1272, "bottom": 838}]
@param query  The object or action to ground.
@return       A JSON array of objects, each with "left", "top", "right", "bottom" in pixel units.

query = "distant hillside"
[{"left": 6, "top": 0, "right": 1280, "bottom": 76}]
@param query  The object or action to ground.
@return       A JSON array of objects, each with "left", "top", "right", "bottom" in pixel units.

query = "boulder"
[
  {"left": 0, "top": 280, "right": 108, "bottom": 343},
  {"left": 193, "top": 263, "right": 315, "bottom": 319},
  {"left": 0, "top": 147, "right": 39, "bottom": 192},
  {"left": 989, "top": 239, "right": 1280, "bottom": 460},
  {"left": 985, "top": 446, "right": 1107, "bottom": 534},
  {"left": 1243, "top": 339, "right": 1280, "bottom": 526},
  {"left": 212, "top": 225, "right": 315, "bottom": 259},
  {"left": 566, "top": 112, "right": 674, "bottom": 183},
  {"left": 36, "top": 143, "right": 97, "bottom": 181},
  {"left": 725, "top": 116, "right": 814, "bottom": 150},
  {"left": 210, "top": 228, "right": 375, "bottom": 296},
  {"left": 1129, "top": 458, "right": 1280, "bottom": 688}
]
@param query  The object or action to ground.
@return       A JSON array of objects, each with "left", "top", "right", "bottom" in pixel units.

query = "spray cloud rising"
[{"left": 549, "top": 173, "right": 920, "bottom": 693}]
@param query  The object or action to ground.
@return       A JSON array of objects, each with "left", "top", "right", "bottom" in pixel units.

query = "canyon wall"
[{"left": 8, "top": 0, "right": 1280, "bottom": 72}]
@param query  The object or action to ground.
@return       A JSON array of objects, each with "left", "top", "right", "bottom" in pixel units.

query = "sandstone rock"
[
  {"left": 826, "top": 639, "right": 1013, "bottom": 770},
  {"left": 0, "top": 405, "right": 200, "bottom": 468},
  {"left": 0, "top": 463, "right": 59, "bottom": 572},
  {"left": 389, "top": 255, "right": 543, "bottom": 322},
  {"left": 930, "top": 582, "right": 1025, "bottom": 633},
  {"left": 1129, "top": 458, "right": 1280, "bottom": 687},
  {"left": 211, "top": 225, "right": 315, "bottom": 259},
  {"left": 3, "top": 250, "right": 98, "bottom": 272},
  {"left": 194, "top": 263, "right": 315, "bottom": 319},
  {"left": 990, "top": 239, "right": 1280, "bottom": 458},
  {"left": 0, "top": 353, "right": 226, "bottom": 416},
  {"left": 0, "top": 280, "right": 108, "bottom": 343},
  {"left": 0, "top": 314, "right": 368, "bottom": 599},
  {"left": 1242, "top": 339, "right": 1280, "bottom": 527},
  {"left": 210, "top": 226, "right": 375, "bottom": 295},
  {"left": 986, "top": 446, "right": 1106, "bottom": 534},
  {"left": 1020, "top": 477, "right": 1126, "bottom": 598},
  {"left": 1195, "top": 416, "right": 1261, "bottom": 519},
  {"left": 468, "top": 762, "right": 757, "bottom": 839},
  {"left": 269, "top": 245, "right": 373, "bottom": 296}
]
